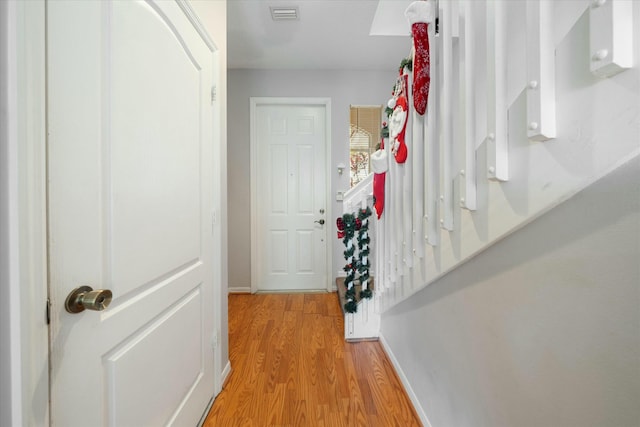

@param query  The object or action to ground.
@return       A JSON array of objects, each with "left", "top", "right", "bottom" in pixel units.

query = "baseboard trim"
[
  {"left": 379, "top": 333, "right": 432, "bottom": 427},
  {"left": 228, "top": 286, "right": 251, "bottom": 294},
  {"left": 220, "top": 360, "right": 232, "bottom": 389}
]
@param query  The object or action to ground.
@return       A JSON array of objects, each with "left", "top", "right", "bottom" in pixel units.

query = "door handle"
[
  {"left": 65, "top": 286, "right": 113, "bottom": 313},
  {"left": 314, "top": 219, "right": 325, "bottom": 225}
]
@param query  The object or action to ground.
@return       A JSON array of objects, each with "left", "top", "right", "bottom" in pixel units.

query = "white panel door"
[
  {"left": 47, "top": 1, "right": 217, "bottom": 426},
  {"left": 255, "top": 104, "right": 328, "bottom": 291}
]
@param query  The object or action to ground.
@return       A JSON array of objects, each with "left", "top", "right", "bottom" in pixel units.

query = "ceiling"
[{"left": 227, "top": 0, "right": 414, "bottom": 70}]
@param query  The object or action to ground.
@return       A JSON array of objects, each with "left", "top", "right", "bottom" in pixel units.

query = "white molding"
[
  {"left": 1, "top": 2, "right": 22, "bottom": 425},
  {"left": 228, "top": 286, "right": 251, "bottom": 294},
  {"left": 4, "top": 1, "right": 49, "bottom": 425},
  {"left": 249, "top": 97, "right": 332, "bottom": 293},
  {"left": 174, "top": 0, "right": 216, "bottom": 52},
  {"left": 210, "top": 46, "right": 225, "bottom": 414},
  {"left": 379, "top": 333, "right": 433, "bottom": 427},
  {"left": 220, "top": 360, "right": 232, "bottom": 387}
]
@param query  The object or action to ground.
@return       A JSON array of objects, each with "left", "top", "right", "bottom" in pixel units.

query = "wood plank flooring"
[{"left": 204, "top": 293, "right": 422, "bottom": 427}]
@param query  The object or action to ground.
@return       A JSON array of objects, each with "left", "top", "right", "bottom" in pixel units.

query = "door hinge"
[
  {"left": 211, "top": 85, "right": 217, "bottom": 104},
  {"left": 46, "top": 298, "right": 51, "bottom": 325}
]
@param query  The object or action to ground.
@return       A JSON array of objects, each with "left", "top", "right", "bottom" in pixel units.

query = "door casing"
[
  {"left": 2, "top": 1, "right": 49, "bottom": 426},
  {"left": 249, "top": 97, "right": 332, "bottom": 293}
]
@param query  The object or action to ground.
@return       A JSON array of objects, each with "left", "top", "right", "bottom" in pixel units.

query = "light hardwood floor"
[{"left": 204, "top": 293, "right": 422, "bottom": 426}]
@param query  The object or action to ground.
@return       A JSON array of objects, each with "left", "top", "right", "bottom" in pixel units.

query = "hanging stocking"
[
  {"left": 388, "top": 74, "right": 409, "bottom": 164},
  {"left": 371, "top": 138, "right": 388, "bottom": 219},
  {"left": 405, "top": 0, "right": 435, "bottom": 116}
]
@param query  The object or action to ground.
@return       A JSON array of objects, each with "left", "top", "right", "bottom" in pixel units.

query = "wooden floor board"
[{"left": 204, "top": 293, "right": 422, "bottom": 427}]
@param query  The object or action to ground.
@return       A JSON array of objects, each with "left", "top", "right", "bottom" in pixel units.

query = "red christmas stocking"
[
  {"left": 406, "top": 1, "right": 434, "bottom": 116},
  {"left": 371, "top": 140, "right": 388, "bottom": 219}
]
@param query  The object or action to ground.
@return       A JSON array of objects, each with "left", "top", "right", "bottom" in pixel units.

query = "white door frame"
[
  {"left": 2, "top": 1, "right": 49, "bottom": 426},
  {"left": 249, "top": 97, "right": 332, "bottom": 294},
  {"left": 1, "top": 2, "right": 225, "bottom": 425}
]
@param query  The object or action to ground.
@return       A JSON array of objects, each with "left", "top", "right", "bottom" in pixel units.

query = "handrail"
[{"left": 343, "top": 173, "right": 373, "bottom": 213}]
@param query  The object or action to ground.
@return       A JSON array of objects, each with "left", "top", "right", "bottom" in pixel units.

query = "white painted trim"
[
  {"left": 379, "top": 333, "right": 433, "bottom": 427},
  {"left": 3, "top": 1, "right": 49, "bottom": 425},
  {"left": 175, "top": 0, "right": 216, "bottom": 52},
  {"left": 210, "top": 47, "right": 224, "bottom": 405},
  {"left": 249, "top": 97, "right": 333, "bottom": 293},
  {"left": 1, "top": 2, "right": 22, "bottom": 426},
  {"left": 228, "top": 286, "right": 251, "bottom": 294},
  {"left": 220, "top": 360, "right": 232, "bottom": 387}
]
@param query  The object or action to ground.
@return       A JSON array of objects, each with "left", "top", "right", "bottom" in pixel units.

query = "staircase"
[{"left": 335, "top": 0, "right": 639, "bottom": 342}]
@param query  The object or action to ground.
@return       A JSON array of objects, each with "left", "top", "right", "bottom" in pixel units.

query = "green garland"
[
  {"left": 399, "top": 56, "right": 413, "bottom": 72},
  {"left": 338, "top": 213, "right": 358, "bottom": 313},
  {"left": 337, "top": 207, "right": 373, "bottom": 314},
  {"left": 356, "top": 207, "right": 373, "bottom": 301}
]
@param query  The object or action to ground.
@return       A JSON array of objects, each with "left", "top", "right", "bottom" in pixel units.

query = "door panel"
[
  {"left": 47, "top": 1, "right": 216, "bottom": 426},
  {"left": 255, "top": 104, "right": 327, "bottom": 291},
  {"left": 110, "top": 0, "right": 201, "bottom": 290},
  {"left": 104, "top": 289, "right": 202, "bottom": 426}
]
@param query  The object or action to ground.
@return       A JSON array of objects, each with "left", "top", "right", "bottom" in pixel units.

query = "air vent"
[{"left": 270, "top": 6, "right": 299, "bottom": 21}]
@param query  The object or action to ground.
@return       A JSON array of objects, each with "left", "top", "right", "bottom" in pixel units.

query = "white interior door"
[
  {"left": 252, "top": 101, "right": 329, "bottom": 292},
  {"left": 47, "top": 1, "right": 217, "bottom": 426}
]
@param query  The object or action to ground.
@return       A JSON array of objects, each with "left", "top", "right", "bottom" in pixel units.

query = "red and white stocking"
[
  {"left": 406, "top": 0, "right": 435, "bottom": 116},
  {"left": 371, "top": 139, "right": 388, "bottom": 219},
  {"left": 389, "top": 91, "right": 408, "bottom": 164}
]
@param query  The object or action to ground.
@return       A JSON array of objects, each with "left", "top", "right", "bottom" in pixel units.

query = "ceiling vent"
[{"left": 270, "top": 6, "right": 299, "bottom": 21}]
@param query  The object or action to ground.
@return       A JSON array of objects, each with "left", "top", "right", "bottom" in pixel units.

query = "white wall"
[
  {"left": 227, "top": 69, "right": 398, "bottom": 290},
  {"left": 381, "top": 156, "right": 640, "bottom": 427}
]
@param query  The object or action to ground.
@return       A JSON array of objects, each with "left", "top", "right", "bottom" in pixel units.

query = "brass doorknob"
[
  {"left": 65, "top": 286, "right": 113, "bottom": 313},
  {"left": 314, "top": 219, "right": 325, "bottom": 225}
]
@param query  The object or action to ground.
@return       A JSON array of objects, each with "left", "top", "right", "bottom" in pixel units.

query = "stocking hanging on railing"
[
  {"left": 371, "top": 136, "right": 388, "bottom": 219},
  {"left": 405, "top": 0, "right": 435, "bottom": 116},
  {"left": 388, "top": 73, "right": 409, "bottom": 164}
]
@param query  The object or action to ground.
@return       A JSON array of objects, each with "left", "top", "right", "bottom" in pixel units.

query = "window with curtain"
[{"left": 349, "top": 105, "right": 382, "bottom": 187}]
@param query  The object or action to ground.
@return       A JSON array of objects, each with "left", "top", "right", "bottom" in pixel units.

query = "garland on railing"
[
  {"left": 357, "top": 207, "right": 373, "bottom": 300},
  {"left": 385, "top": 56, "right": 413, "bottom": 119},
  {"left": 337, "top": 213, "right": 358, "bottom": 312},
  {"left": 336, "top": 207, "right": 373, "bottom": 313}
]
